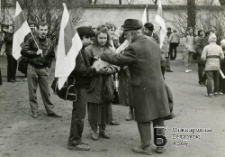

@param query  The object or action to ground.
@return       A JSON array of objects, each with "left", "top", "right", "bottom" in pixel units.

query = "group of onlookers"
[{"left": 183, "top": 27, "right": 225, "bottom": 97}]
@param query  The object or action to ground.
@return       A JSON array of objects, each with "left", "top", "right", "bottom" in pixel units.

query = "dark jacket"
[
  {"left": 21, "top": 36, "right": 55, "bottom": 68},
  {"left": 85, "top": 44, "right": 119, "bottom": 104},
  {"left": 100, "top": 35, "right": 171, "bottom": 122},
  {"left": 144, "top": 32, "right": 159, "bottom": 44},
  {"left": 195, "top": 37, "right": 208, "bottom": 64},
  {"left": 4, "top": 32, "right": 13, "bottom": 55},
  {"left": 70, "top": 47, "right": 97, "bottom": 89}
]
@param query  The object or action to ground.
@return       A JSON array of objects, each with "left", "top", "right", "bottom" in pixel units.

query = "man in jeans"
[
  {"left": 21, "top": 22, "right": 61, "bottom": 118},
  {"left": 67, "top": 26, "right": 97, "bottom": 151},
  {"left": 201, "top": 33, "right": 224, "bottom": 97}
]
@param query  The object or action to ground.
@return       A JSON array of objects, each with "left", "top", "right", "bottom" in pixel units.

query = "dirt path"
[{"left": 0, "top": 55, "right": 225, "bottom": 157}]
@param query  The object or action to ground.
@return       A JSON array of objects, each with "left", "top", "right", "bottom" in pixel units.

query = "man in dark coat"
[
  {"left": 100, "top": 19, "right": 171, "bottom": 155},
  {"left": 67, "top": 26, "right": 97, "bottom": 151}
]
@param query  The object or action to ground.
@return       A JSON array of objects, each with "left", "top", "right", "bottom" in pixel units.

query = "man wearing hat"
[
  {"left": 143, "top": 22, "right": 159, "bottom": 44},
  {"left": 201, "top": 33, "right": 224, "bottom": 97},
  {"left": 100, "top": 19, "right": 171, "bottom": 155}
]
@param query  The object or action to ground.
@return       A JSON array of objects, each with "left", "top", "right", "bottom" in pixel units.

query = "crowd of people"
[{"left": 0, "top": 17, "right": 225, "bottom": 155}]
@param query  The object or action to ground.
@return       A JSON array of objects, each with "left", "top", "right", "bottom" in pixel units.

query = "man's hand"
[{"left": 37, "top": 49, "right": 43, "bottom": 55}]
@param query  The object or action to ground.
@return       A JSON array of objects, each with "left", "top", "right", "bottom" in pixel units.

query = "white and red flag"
[
  {"left": 12, "top": 1, "right": 31, "bottom": 60},
  {"left": 55, "top": 3, "right": 83, "bottom": 90},
  {"left": 155, "top": 0, "right": 167, "bottom": 48}
]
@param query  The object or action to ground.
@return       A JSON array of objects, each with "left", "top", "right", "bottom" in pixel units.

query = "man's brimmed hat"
[{"left": 122, "top": 19, "right": 143, "bottom": 31}]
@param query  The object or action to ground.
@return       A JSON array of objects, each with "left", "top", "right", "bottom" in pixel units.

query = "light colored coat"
[{"left": 201, "top": 43, "right": 224, "bottom": 71}]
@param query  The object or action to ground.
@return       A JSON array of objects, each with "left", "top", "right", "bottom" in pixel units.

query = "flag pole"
[{"left": 146, "top": 5, "right": 149, "bottom": 23}]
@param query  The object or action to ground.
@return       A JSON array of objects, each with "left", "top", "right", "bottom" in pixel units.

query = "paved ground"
[{"left": 0, "top": 54, "right": 225, "bottom": 157}]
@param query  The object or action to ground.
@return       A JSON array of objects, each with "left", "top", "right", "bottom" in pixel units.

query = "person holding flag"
[{"left": 21, "top": 21, "right": 62, "bottom": 118}]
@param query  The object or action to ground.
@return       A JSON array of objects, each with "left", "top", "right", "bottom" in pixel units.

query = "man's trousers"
[
  {"left": 68, "top": 88, "right": 87, "bottom": 145},
  {"left": 7, "top": 55, "right": 17, "bottom": 81},
  {"left": 27, "top": 64, "right": 55, "bottom": 114},
  {"left": 137, "top": 118, "right": 165, "bottom": 149},
  {"left": 205, "top": 70, "right": 219, "bottom": 94}
]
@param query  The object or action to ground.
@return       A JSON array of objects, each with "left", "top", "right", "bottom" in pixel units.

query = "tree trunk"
[
  {"left": 119, "top": 0, "right": 122, "bottom": 4},
  {"left": 187, "top": 0, "right": 196, "bottom": 31}
]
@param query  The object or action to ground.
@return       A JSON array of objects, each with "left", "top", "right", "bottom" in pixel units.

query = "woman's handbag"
[
  {"left": 18, "top": 56, "right": 28, "bottom": 74},
  {"left": 51, "top": 77, "right": 77, "bottom": 102},
  {"left": 102, "top": 75, "right": 115, "bottom": 103}
]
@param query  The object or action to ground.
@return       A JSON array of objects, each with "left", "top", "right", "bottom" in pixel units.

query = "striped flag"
[
  {"left": 155, "top": 0, "right": 167, "bottom": 48},
  {"left": 55, "top": 3, "right": 83, "bottom": 90},
  {"left": 12, "top": 1, "right": 31, "bottom": 60},
  {"left": 141, "top": 7, "right": 147, "bottom": 25}
]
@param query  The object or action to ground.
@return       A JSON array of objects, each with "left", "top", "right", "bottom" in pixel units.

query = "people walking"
[
  {"left": 184, "top": 27, "right": 196, "bottom": 73},
  {"left": 195, "top": 30, "right": 207, "bottom": 86},
  {"left": 168, "top": 29, "right": 180, "bottom": 60},
  {"left": 201, "top": 33, "right": 224, "bottom": 97}
]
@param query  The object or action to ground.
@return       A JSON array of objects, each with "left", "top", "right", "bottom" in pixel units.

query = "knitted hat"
[{"left": 208, "top": 33, "right": 217, "bottom": 43}]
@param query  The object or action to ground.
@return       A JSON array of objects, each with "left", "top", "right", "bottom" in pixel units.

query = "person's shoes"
[
  {"left": 166, "top": 69, "right": 173, "bottom": 72},
  {"left": 132, "top": 146, "right": 152, "bottom": 155},
  {"left": 14, "top": 79, "right": 20, "bottom": 82},
  {"left": 91, "top": 131, "right": 99, "bottom": 141},
  {"left": 218, "top": 92, "right": 224, "bottom": 95},
  {"left": 155, "top": 146, "right": 165, "bottom": 154},
  {"left": 8, "top": 80, "right": 15, "bottom": 83},
  {"left": 31, "top": 112, "right": 38, "bottom": 118},
  {"left": 47, "top": 113, "right": 62, "bottom": 118},
  {"left": 109, "top": 120, "right": 119, "bottom": 125},
  {"left": 23, "top": 78, "right": 27, "bottom": 81},
  {"left": 185, "top": 69, "right": 190, "bottom": 73},
  {"left": 126, "top": 112, "right": 133, "bottom": 121},
  {"left": 67, "top": 142, "right": 90, "bottom": 151},
  {"left": 205, "top": 93, "right": 213, "bottom": 98},
  {"left": 99, "top": 131, "right": 110, "bottom": 139}
]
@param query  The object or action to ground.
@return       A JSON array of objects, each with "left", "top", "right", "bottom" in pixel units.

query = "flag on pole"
[
  {"left": 155, "top": 0, "right": 167, "bottom": 48},
  {"left": 12, "top": 1, "right": 31, "bottom": 60},
  {"left": 55, "top": 3, "right": 83, "bottom": 90},
  {"left": 141, "top": 7, "right": 147, "bottom": 25}
]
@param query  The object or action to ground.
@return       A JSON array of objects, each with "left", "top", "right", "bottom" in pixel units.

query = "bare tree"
[
  {"left": 187, "top": 0, "right": 196, "bottom": 30},
  {"left": 169, "top": 0, "right": 225, "bottom": 41}
]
